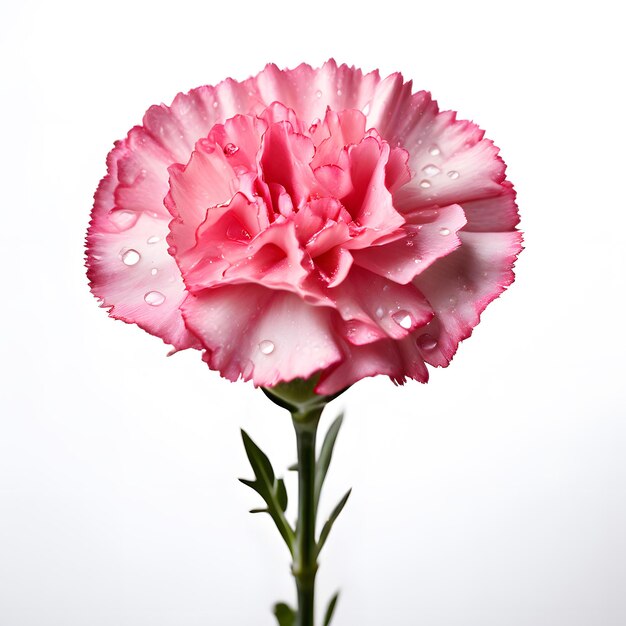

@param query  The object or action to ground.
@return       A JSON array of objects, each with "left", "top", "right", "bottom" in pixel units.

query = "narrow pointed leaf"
[
  {"left": 288, "top": 463, "right": 298, "bottom": 472},
  {"left": 323, "top": 592, "right": 340, "bottom": 626},
  {"left": 277, "top": 478, "right": 288, "bottom": 512},
  {"left": 315, "top": 413, "right": 344, "bottom": 509},
  {"left": 273, "top": 602, "right": 296, "bottom": 626},
  {"left": 317, "top": 489, "right": 352, "bottom": 555},
  {"left": 241, "top": 429, "right": 275, "bottom": 485},
  {"left": 239, "top": 430, "right": 295, "bottom": 553}
]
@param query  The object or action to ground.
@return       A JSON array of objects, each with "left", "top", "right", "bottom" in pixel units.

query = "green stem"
[{"left": 292, "top": 406, "right": 323, "bottom": 626}]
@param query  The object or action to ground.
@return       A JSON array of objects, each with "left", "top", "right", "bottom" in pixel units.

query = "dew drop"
[
  {"left": 147, "top": 235, "right": 161, "bottom": 244},
  {"left": 223, "top": 143, "right": 239, "bottom": 156},
  {"left": 405, "top": 240, "right": 414, "bottom": 247},
  {"left": 109, "top": 210, "right": 139, "bottom": 230},
  {"left": 375, "top": 306, "right": 385, "bottom": 319},
  {"left": 316, "top": 90, "right": 322, "bottom": 98},
  {"left": 419, "top": 180, "right": 431, "bottom": 189},
  {"left": 336, "top": 88, "right": 342, "bottom": 96},
  {"left": 417, "top": 334, "right": 438, "bottom": 351},
  {"left": 121, "top": 249, "right": 141, "bottom": 265},
  {"left": 422, "top": 164, "right": 441, "bottom": 177},
  {"left": 144, "top": 291, "right": 165, "bottom": 306},
  {"left": 429, "top": 145, "right": 441, "bottom": 156},
  {"left": 259, "top": 339, "right": 275, "bottom": 355},
  {"left": 447, "top": 170, "right": 460, "bottom": 180},
  {"left": 392, "top": 310, "right": 412, "bottom": 330},
  {"left": 212, "top": 101, "right": 219, "bottom": 108},
  {"left": 414, "top": 257, "right": 422, "bottom": 264},
  {"left": 150, "top": 268, "right": 158, "bottom": 276},
  {"left": 439, "top": 227, "right": 451, "bottom": 236}
]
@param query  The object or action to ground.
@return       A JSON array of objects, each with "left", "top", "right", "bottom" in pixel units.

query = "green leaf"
[
  {"left": 239, "top": 430, "right": 295, "bottom": 553},
  {"left": 277, "top": 478, "right": 288, "bottom": 512},
  {"left": 317, "top": 489, "right": 352, "bottom": 556},
  {"left": 323, "top": 592, "right": 340, "bottom": 626},
  {"left": 273, "top": 602, "right": 296, "bottom": 626},
  {"left": 315, "top": 413, "right": 344, "bottom": 509},
  {"left": 241, "top": 430, "right": 275, "bottom": 485}
]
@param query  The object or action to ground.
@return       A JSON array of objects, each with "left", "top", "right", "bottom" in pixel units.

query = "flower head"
[{"left": 86, "top": 60, "right": 521, "bottom": 393}]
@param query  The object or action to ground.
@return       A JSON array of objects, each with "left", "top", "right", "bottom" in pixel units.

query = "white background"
[{"left": 1, "top": 1, "right": 624, "bottom": 624}]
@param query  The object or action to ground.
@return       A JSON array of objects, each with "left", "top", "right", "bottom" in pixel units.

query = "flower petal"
[
  {"left": 412, "top": 230, "right": 523, "bottom": 366},
  {"left": 87, "top": 205, "right": 198, "bottom": 350},
  {"left": 351, "top": 203, "right": 467, "bottom": 284},
  {"left": 181, "top": 286, "right": 342, "bottom": 387},
  {"left": 330, "top": 267, "right": 433, "bottom": 340}
]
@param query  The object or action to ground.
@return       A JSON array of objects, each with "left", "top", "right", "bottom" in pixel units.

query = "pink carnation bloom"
[{"left": 86, "top": 60, "right": 522, "bottom": 394}]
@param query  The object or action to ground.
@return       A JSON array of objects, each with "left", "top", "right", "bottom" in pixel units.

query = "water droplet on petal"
[
  {"left": 121, "top": 249, "right": 141, "bottom": 265},
  {"left": 422, "top": 164, "right": 441, "bottom": 176},
  {"left": 316, "top": 90, "right": 322, "bottom": 98},
  {"left": 150, "top": 268, "right": 158, "bottom": 276},
  {"left": 212, "top": 101, "right": 219, "bottom": 108},
  {"left": 109, "top": 210, "right": 139, "bottom": 230},
  {"left": 439, "top": 227, "right": 451, "bottom": 236},
  {"left": 147, "top": 235, "right": 161, "bottom": 244},
  {"left": 417, "top": 334, "right": 438, "bottom": 351},
  {"left": 336, "top": 88, "right": 342, "bottom": 96},
  {"left": 259, "top": 340, "right": 275, "bottom": 355},
  {"left": 419, "top": 180, "right": 431, "bottom": 189},
  {"left": 414, "top": 257, "right": 422, "bottom": 264},
  {"left": 447, "top": 170, "right": 460, "bottom": 180},
  {"left": 392, "top": 310, "right": 412, "bottom": 330},
  {"left": 375, "top": 306, "right": 385, "bottom": 319},
  {"left": 429, "top": 145, "right": 441, "bottom": 156},
  {"left": 144, "top": 291, "right": 165, "bottom": 306},
  {"left": 223, "top": 143, "right": 239, "bottom": 156}
]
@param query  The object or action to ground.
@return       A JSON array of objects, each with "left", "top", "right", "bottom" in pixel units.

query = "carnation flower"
[{"left": 86, "top": 60, "right": 521, "bottom": 394}]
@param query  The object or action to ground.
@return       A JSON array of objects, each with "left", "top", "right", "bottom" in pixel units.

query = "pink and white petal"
[
  {"left": 258, "top": 102, "right": 308, "bottom": 134},
  {"left": 221, "top": 220, "right": 310, "bottom": 293},
  {"left": 208, "top": 114, "right": 267, "bottom": 172},
  {"left": 330, "top": 267, "right": 433, "bottom": 339},
  {"left": 343, "top": 137, "right": 405, "bottom": 236},
  {"left": 175, "top": 193, "right": 262, "bottom": 291},
  {"left": 253, "top": 60, "right": 381, "bottom": 126},
  {"left": 313, "top": 164, "right": 353, "bottom": 199},
  {"left": 367, "top": 79, "right": 446, "bottom": 160},
  {"left": 315, "top": 246, "right": 353, "bottom": 287},
  {"left": 316, "top": 336, "right": 429, "bottom": 395},
  {"left": 459, "top": 181, "right": 520, "bottom": 232},
  {"left": 259, "top": 122, "right": 317, "bottom": 208},
  {"left": 113, "top": 128, "right": 173, "bottom": 218},
  {"left": 412, "top": 230, "right": 523, "bottom": 366},
  {"left": 166, "top": 142, "right": 239, "bottom": 254},
  {"left": 351, "top": 203, "right": 467, "bottom": 284},
  {"left": 311, "top": 109, "right": 367, "bottom": 166},
  {"left": 395, "top": 114, "right": 506, "bottom": 211},
  {"left": 182, "top": 286, "right": 342, "bottom": 387},
  {"left": 87, "top": 209, "right": 197, "bottom": 350}
]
